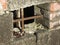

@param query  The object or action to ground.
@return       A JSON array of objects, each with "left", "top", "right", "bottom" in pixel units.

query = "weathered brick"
[
  {"left": 7, "top": 0, "right": 58, "bottom": 11},
  {"left": 47, "top": 29, "right": 60, "bottom": 45},
  {"left": 0, "top": 12, "right": 13, "bottom": 43},
  {"left": 40, "top": 9, "right": 60, "bottom": 20},
  {"left": 42, "top": 18, "right": 60, "bottom": 29},
  {"left": 35, "top": 29, "right": 60, "bottom": 45},
  {"left": 38, "top": 3, "right": 60, "bottom": 11},
  {"left": 36, "top": 3, "right": 60, "bottom": 29},
  {"left": 10, "top": 34, "right": 36, "bottom": 45},
  {"left": 34, "top": 30, "right": 49, "bottom": 45}
]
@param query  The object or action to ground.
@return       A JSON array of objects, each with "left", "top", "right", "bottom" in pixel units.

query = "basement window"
[
  {"left": 12, "top": 6, "right": 34, "bottom": 28},
  {"left": 12, "top": 6, "right": 35, "bottom": 38},
  {"left": 12, "top": 5, "right": 43, "bottom": 38}
]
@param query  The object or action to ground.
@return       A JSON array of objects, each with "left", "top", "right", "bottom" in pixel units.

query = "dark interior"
[{"left": 24, "top": 6, "right": 34, "bottom": 24}]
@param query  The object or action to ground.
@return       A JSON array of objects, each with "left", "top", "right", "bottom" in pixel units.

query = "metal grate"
[{"left": 13, "top": 8, "right": 43, "bottom": 33}]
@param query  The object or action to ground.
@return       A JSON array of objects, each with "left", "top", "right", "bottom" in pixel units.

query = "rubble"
[{"left": 24, "top": 22, "right": 44, "bottom": 34}]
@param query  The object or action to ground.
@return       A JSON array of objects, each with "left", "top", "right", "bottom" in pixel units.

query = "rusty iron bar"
[
  {"left": 13, "top": 15, "right": 43, "bottom": 22},
  {"left": 21, "top": 8, "right": 24, "bottom": 32}
]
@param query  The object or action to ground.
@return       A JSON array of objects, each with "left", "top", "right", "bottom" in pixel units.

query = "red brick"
[
  {"left": 50, "top": 3, "right": 60, "bottom": 12},
  {"left": 0, "top": 0, "right": 7, "bottom": 10}
]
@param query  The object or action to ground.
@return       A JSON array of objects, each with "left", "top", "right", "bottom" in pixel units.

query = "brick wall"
[
  {"left": 37, "top": 2, "right": 60, "bottom": 29},
  {"left": 0, "top": 12, "right": 13, "bottom": 44}
]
